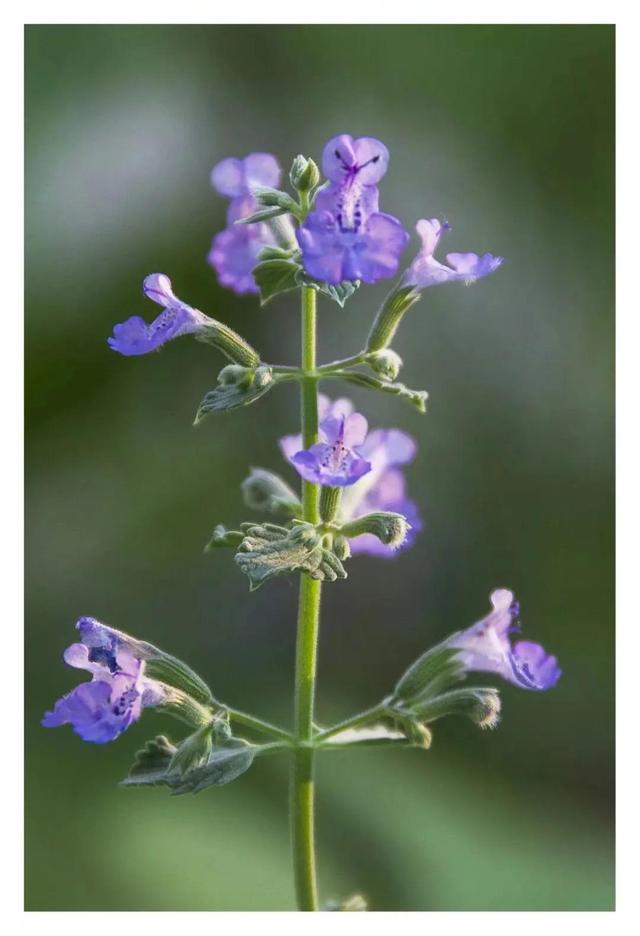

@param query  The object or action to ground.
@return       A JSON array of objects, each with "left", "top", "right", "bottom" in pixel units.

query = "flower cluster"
[
  {"left": 280, "top": 395, "right": 422, "bottom": 558},
  {"left": 208, "top": 153, "right": 282, "bottom": 294},
  {"left": 297, "top": 134, "right": 409, "bottom": 285},
  {"left": 42, "top": 617, "right": 166, "bottom": 743},
  {"left": 451, "top": 589, "right": 561, "bottom": 691}
]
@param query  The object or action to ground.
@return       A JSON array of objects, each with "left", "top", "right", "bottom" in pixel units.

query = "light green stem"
[
  {"left": 291, "top": 287, "right": 321, "bottom": 911},
  {"left": 225, "top": 707, "right": 292, "bottom": 742}
]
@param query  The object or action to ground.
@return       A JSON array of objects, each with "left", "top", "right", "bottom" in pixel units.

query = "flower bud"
[
  {"left": 365, "top": 348, "right": 403, "bottom": 381},
  {"left": 289, "top": 155, "right": 321, "bottom": 193},
  {"left": 412, "top": 687, "right": 502, "bottom": 730},
  {"left": 241, "top": 468, "right": 301, "bottom": 516},
  {"left": 341, "top": 511, "right": 411, "bottom": 549},
  {"left": 332, "top": 534, "right": 351, "bottom": 561}
]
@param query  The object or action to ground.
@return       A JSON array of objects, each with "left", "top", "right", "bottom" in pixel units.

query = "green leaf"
[
  {"left": 252, "top": 258, "right": 300, "bottom": 305},
  {"left": 296, "top": 270, "right": 360, "bottom": 308},
  {"left": 122, "top": 735, "right": 177, "bottom": 787},
  {"left": 235, "top": 522, "right": 347, "bottom": 590},
  {"left": 194, "top": 365, "right": 275, "bottom": 422},
  {"left": 122, "top": 738, "right": 256, "bottom": 795}
]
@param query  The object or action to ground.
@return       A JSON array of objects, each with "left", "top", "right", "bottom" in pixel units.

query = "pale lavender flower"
[
  {"left": 208, "top": 154, "right": 283, "bottom": 295},
  {"left": 449, "top": 590, "right": 561, "bottom": 691},
  {"left": 208, "top": 195, "right": 277, "bottom": 295},
  {"left": 280, "top": 396, "right": 421, "bottom": 554},
  {"left": 342, "top": 428, "right": 422, "bottom": 557},
  {"left": 402, "top": 219, "right": 503, "bottom": 289},
  {"left": 286, "top": 401, "right": 371, "bottom": 487},
  {"left": 42, "top": 617, "right": 166, "bottom": 743},
  {"left": 297, "top": 134, "right": 409, "bottom": 284},
  {"left": 108, "top": 274, "right": 210, "bottom": 356},
  {"left": 211, "top": 153, "right": 281, "bottom": 200}
]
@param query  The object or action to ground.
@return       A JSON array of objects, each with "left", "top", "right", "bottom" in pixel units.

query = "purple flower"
[
  {"left": 402, "top": 218, "right": 503, "bottom": 289},
  {"left": 108, "top": 274, "right": 210, "bottom": 356},
  {"left": 449, "top": 590, "right": 561, "bottom": 691},
  {"left": 209, "top": 153, "right": 283, "bottom": 295},
  {"left": 280, "top": 396, "right": 421, "bottom": 555},
  {"left": 342, "top": 428, "right": 422, "bottom": 557},
  {"left": 284, "top": 398, "right": 371, "bottom": 487},
  {"left": 211, "top": 153, "right": 281, "bottom": 200},
  {"left": 208, "top": 195, "right": 278, "bottom": 295},
  {"left": 42, "top": 617, "right": 166, "bottom": 743},
  {"left": 297, "top": 134, "right": 409, "bottom": 285}
]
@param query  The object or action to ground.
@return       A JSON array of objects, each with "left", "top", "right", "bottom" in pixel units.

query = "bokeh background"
[{"left": 25, "top": 25, "right": 614, "bottom": 911}]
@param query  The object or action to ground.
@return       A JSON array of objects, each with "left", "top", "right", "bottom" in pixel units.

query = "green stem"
[
  {"left": 291, "top": 287, "right": 321, "bottom": 911},
  {"left": 225, "top": 707, "right": 292, "bottom": 742},
  {"left": 315, "top": 352, "right": 367, "bottom": 374}
]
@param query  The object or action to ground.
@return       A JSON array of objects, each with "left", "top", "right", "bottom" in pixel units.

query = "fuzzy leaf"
[
  {"left": 194, "top": 366, "right": 275, "bottom": 421},
  {"left": 122, "top": 739, "right": 255, "bottom": 795},
  {"left": 235, "top": 522, "right": 347, "bottom": 590},
  {"left": 252, "top": 258, "right": 300, "bottom": 305},
  {"left": 122, "top": 735, "right": 177, "bottom": 787},
  {"left": 296, "top": 271, "right": 361, "bottom": 308}
]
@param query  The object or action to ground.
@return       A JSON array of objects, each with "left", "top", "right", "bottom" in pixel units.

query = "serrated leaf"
[
  {"left": 194, "top": 366, "right": 275, "bottom": 421},
  {"left": 296, "top": 271, "right": 360, "bottom": 308},
  {"left": 252, "top": 258, "right": 301, "bottom": 305},
  {"left": 122, "top": 739, "right": 255, "bottom": 795},
  {"left": 123, "top": 735, "right": 177, "bottom": 786},
  {"left": 235, "top": 522, "right": 347, "bottom": 590}
]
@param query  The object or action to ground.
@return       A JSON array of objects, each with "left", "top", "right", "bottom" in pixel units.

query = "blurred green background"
[{"left": 25, "top": 25, "right": 614, "bottom": 911}]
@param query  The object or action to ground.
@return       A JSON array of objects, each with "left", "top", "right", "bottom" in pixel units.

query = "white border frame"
[{"left": 8, "top": 3, "right": 634, "bottom": 930}]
